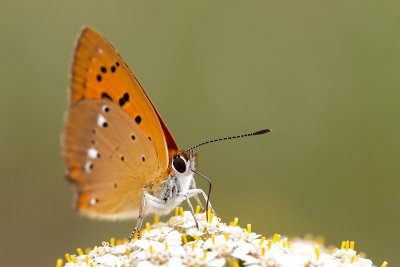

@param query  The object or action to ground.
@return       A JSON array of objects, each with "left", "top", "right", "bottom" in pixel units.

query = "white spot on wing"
[
  {"left": 85, "top": 162, "right": 93, "bottom": 173},
  {"left": 102, "top": 105, "right": 109, "bottom": 113},
  {"left": 98, "top": 48, "right": 103, "bottom": 53},
  {"left": 88, "top": 148, "right": 99, "bottom": 159},
  {"left": 89, "top": 198, "right": 97, "bottom": 205},
  {"left": 97, "top": 114, "right": 106, "bottom": 127}
]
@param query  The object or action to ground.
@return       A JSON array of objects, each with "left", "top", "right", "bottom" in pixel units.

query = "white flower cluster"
[{"left": 60, "top": 209, "right": 384, "bottom": 267}]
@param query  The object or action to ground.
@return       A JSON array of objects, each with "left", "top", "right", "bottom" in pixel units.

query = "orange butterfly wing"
[
  {"left": 70, "top": 27, "right": 178, "bottom": 171},
  {"left": 64, "top": 27, "right": 180, "bottom": 218},
  {"left": 64, "top": 100, "right": 159, "bottom": 219}
]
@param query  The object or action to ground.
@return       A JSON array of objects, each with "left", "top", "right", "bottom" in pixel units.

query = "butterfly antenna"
[{"left": 184, "top": 129, "right": 272, "bottom": 152}]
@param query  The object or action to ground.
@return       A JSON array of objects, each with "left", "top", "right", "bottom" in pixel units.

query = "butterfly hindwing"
[{"left": 64, "top": 100, "right": 159, "bottom": 219}]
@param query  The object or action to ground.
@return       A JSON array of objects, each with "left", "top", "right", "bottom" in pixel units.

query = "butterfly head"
[{"left": 171, "top": 151, "right": 198, "bottom": 176}]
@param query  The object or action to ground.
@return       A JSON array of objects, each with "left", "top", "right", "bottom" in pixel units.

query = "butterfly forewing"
[
  {"left": 70, "top": 27, "right": 178, "bottom": 171},
  {"left": 64, "top": 100, "right": 160, "bottom": 219}
]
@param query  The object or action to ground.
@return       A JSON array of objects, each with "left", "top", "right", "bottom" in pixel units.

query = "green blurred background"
[{"left": 1, "top": 1, "right": 399, "bottom": 266}]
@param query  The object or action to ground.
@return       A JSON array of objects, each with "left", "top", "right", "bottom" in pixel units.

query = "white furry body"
[
  {"left": 142, "top": 155, "right": 207, "bottom": 216},
  {"left": 145, "top": 171, "right": 195, "bottom": 215}
]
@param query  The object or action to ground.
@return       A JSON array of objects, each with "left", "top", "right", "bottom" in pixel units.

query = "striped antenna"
[{"left": 184, "top": 129, "right": 271, "bottom": 152}]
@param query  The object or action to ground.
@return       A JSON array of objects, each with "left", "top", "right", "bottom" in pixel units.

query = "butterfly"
[{"left": 63, "top": 26, "right": 271, "bottom": 239}]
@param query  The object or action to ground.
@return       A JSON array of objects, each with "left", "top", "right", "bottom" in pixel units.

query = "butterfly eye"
[{"left": 173, "top": 156, "right": 186, "bottom": 173}]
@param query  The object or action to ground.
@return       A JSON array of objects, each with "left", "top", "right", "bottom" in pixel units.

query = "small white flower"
[
  {"left": 208, "top": 257, "right": 226, "bottom": 267},
  {"left": 167, "top": 257, "right": 184, "bottom": 267},
  {"left": 166, "top": 230, "right": 183, "bottom": 246},
  {"left": 95, "top": 254, "right": 117, "bottom": 265}
]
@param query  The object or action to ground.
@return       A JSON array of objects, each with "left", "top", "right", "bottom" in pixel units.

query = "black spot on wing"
[
  {"left": 119, "top": 92, "right": 130, "bottom": 106},
  {"left": 101, "top": 92, "right": 113, "bottom": 101},
  {"left": 123, "top": 93, "right": 129, "bottom": 101}
]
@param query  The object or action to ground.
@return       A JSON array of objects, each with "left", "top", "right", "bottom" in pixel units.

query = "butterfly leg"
[
  {"left": 129, "top": 192, "right": 184, "bottom": 240},
  {"left": 129, "top": 191, "right": 146, "bottom": 241},
  {"left": 185, "top": 189, "right": 217, "bottom": 216},
  {"left": 190, "top": 178, "right": 204, "bottom": 210},
  {"left": 184, "top": 194, "right": 199, "bottom": 229}
]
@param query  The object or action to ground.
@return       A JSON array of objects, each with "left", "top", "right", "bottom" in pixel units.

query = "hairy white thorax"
[{"left": 145, "top": 154, "right": 196, "bottom": 215}]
